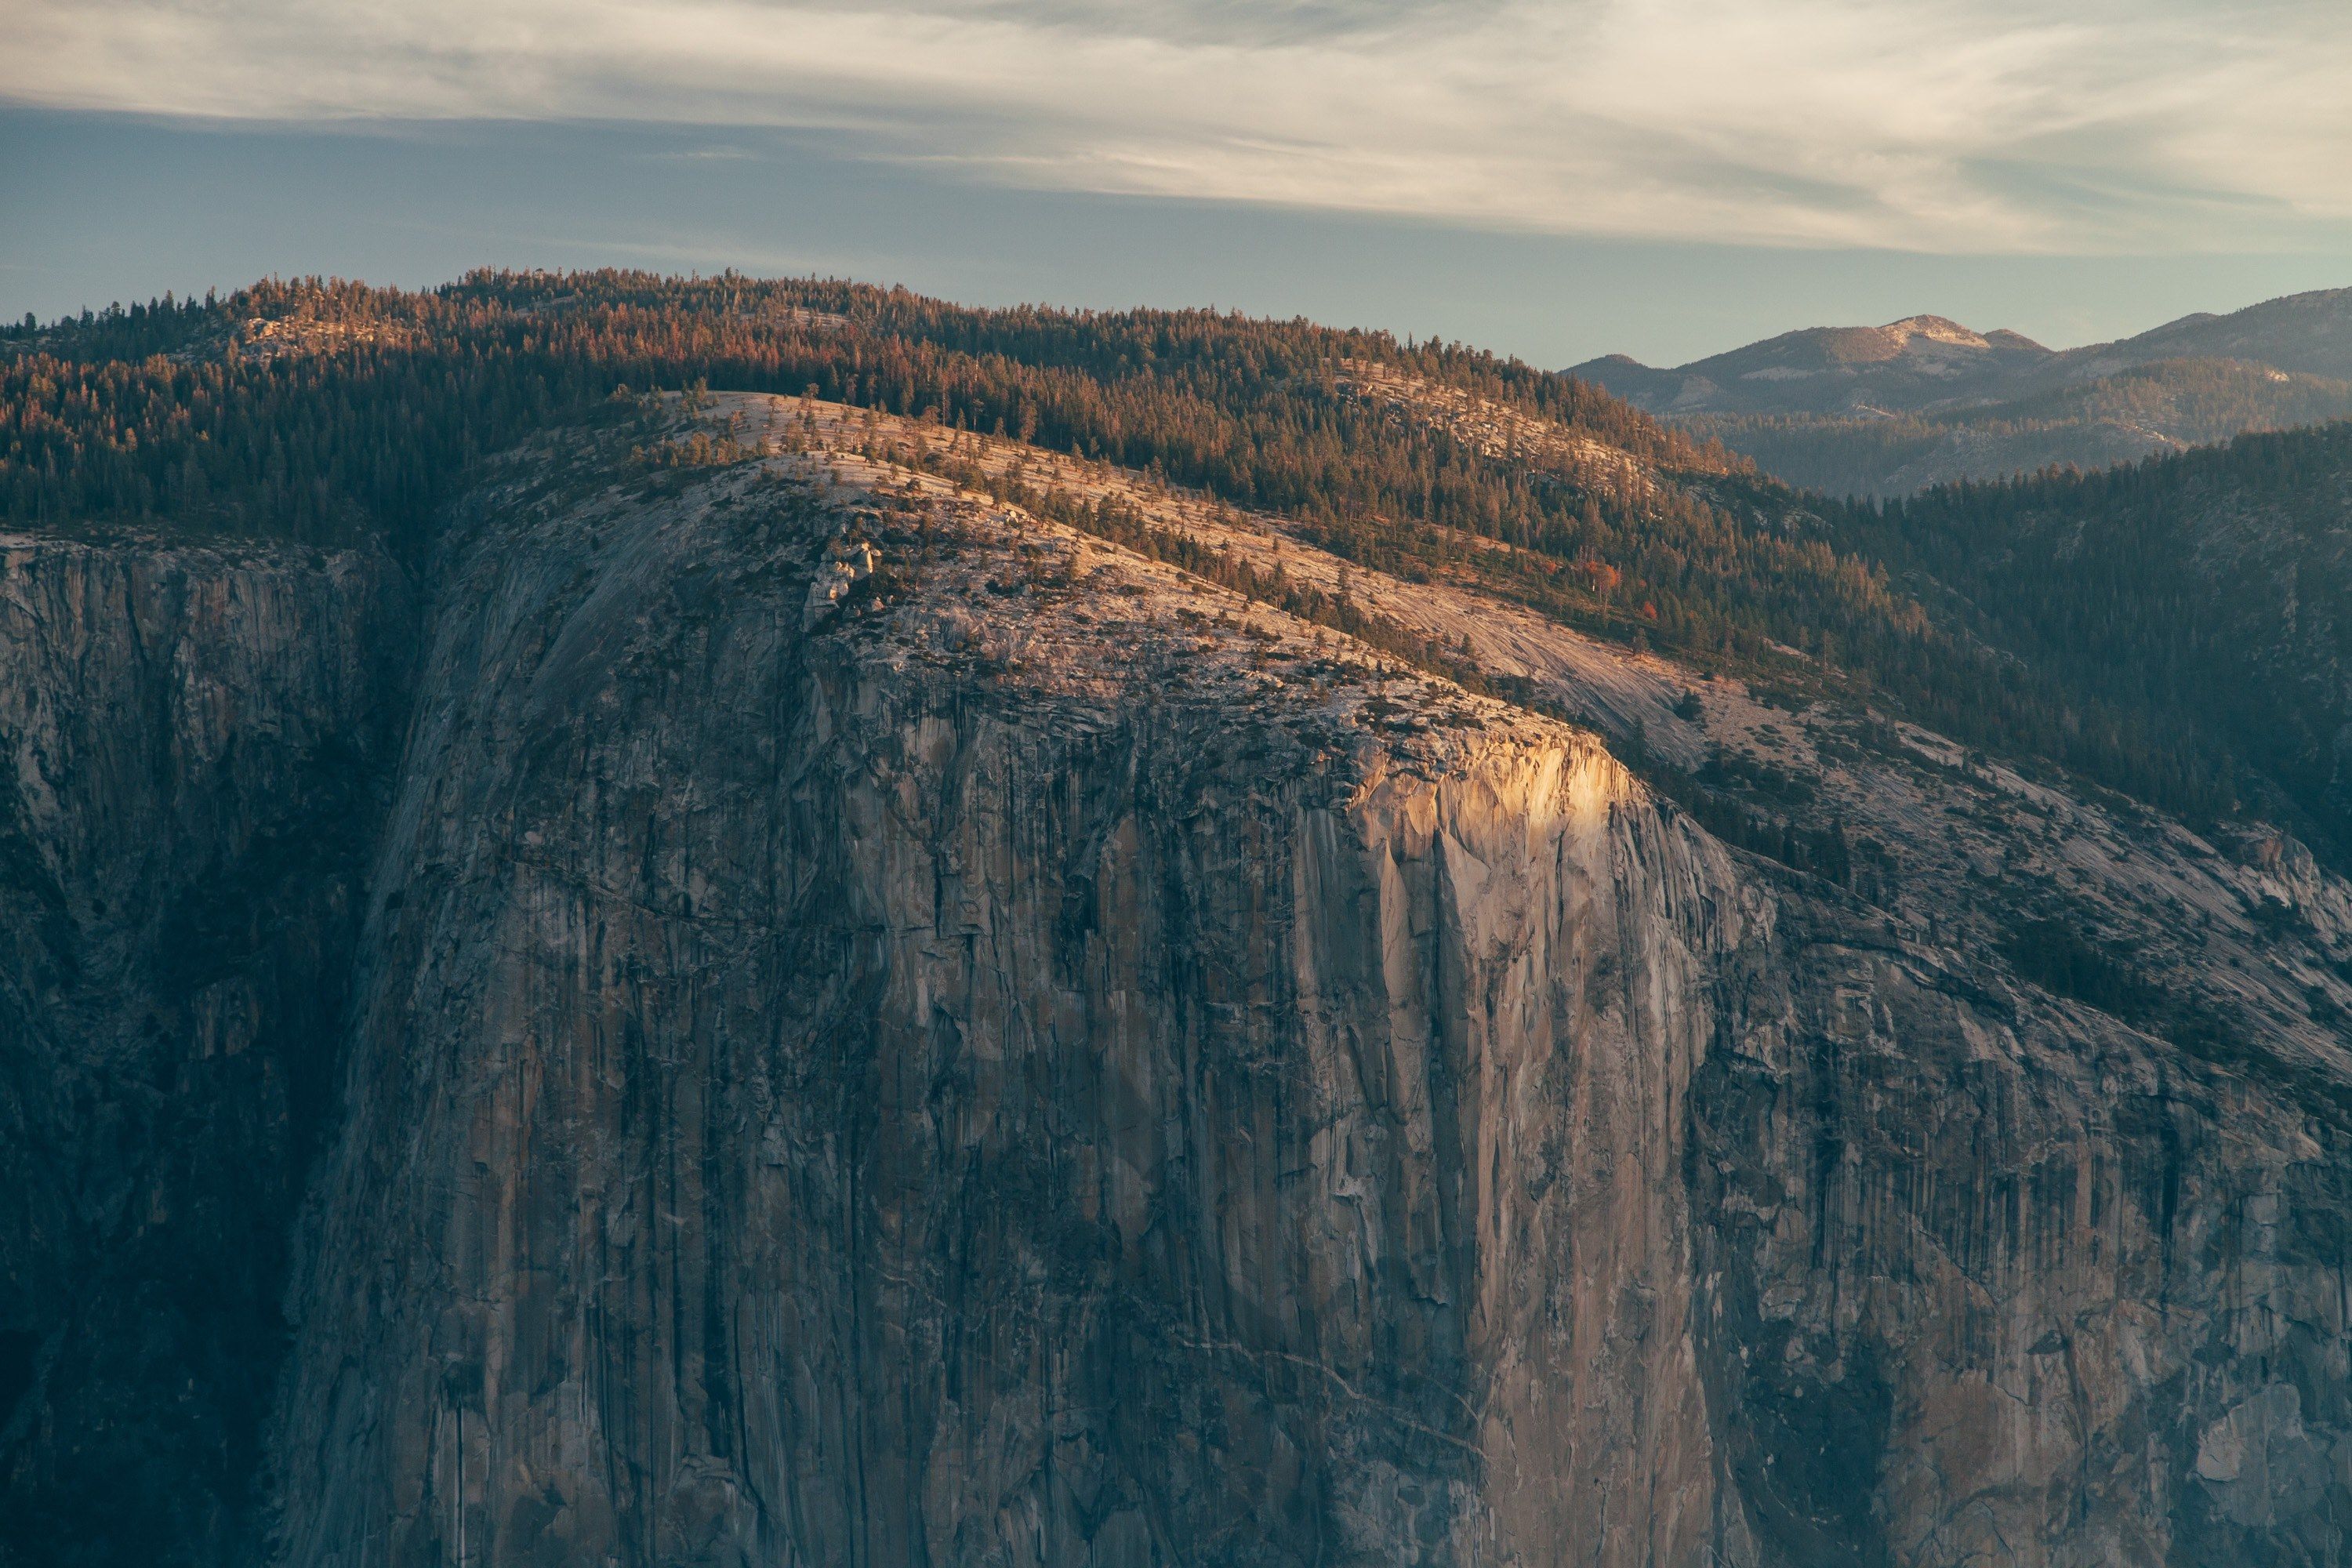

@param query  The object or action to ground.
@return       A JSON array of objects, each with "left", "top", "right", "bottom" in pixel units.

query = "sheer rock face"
[
  {"left": 7, "top": 428, "right": 2352, "bottom": 1568},
  {"left": 1694, "top": 910, "right": 2352, "bottom": 1568},
  {"left": 267, "top": 466, "right": 1755, "bottom": 1566},
  {"left": 0, "top": 537, "right": 407, "bottom": 1564}
]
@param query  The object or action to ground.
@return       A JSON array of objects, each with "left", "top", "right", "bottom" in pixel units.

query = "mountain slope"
[
  {"left": 2078, "top": 285, "right": 2352, "bottom": 382},
  {"left": 1830, "top": 419, "right": 2352, "bottom": 857}
]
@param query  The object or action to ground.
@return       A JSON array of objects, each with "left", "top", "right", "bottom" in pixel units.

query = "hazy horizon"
[
  {"left": 9, "top": 112, "right": 2352, "bottom": 372},
  {"left": 8, "top": 0, "right": 2352, "bottom": 367}
]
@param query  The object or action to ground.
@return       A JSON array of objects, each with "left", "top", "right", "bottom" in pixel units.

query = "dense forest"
[
  {"left": 3, "top": 270, "right": 2338, "bottom": 848},
  {"left": 1828, "top": 423, "right": 2352, "bottom": 857}
]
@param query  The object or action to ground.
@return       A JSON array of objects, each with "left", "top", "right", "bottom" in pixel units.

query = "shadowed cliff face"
[
  {"left": 5, "top": 403, "right": 2352, "bottom": 1566},
  {"left": 0, "top": 538, "right": 408, "bottom": 1566},
  {"left": 1693, "top": 908, "right": 2352, "bottom": 1567}
]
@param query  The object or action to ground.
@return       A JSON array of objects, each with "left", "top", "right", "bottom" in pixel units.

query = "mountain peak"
[
  {"left": 1569, "top": 310, "right": 2058, "bottom": 415},
  {"left": 1882, "top": 314, "right": 1984, "bottom": 344}
]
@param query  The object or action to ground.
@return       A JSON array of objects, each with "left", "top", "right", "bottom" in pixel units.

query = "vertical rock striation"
[
  {"left": 0, "top": 536, "right": 408, "bottom": 1565},
  {"left": 269, "top": 466, "right": 1754, "bottom": 1566},
  {"left": 1693, "top": 901, "right": 2352, "bottom": 1566},
  {"left": 5, "top": 421, "right": 2350, "bottom": 1566}
]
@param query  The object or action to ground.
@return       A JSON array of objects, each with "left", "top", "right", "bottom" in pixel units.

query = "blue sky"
[{"left": 6, "top": 1, "right": 2352, "bottom": 366}]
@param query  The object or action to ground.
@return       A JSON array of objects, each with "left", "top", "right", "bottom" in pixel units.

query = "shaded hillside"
[
  {"left": 1828, "top": 420, "right": 2352, "bottom": 858},
  {"left": 2092, "top": 285, "right": 2352, "bottom": 381}
]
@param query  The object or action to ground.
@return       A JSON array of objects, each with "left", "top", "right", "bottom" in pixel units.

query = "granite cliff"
[
  {"left": 3, "top": 396, "right": 2348, "bottom": 1565},
  {"left": 0, "top": 536, "right": 407, "bottom": 1560}
]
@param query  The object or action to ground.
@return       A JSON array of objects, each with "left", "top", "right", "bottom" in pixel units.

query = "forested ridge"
[
  {"left": 3, "top": 269, "right": 2338, "bottom": 848},
  {"left": 1830, "top": 423, "right": 2352, "bottom": 857}
]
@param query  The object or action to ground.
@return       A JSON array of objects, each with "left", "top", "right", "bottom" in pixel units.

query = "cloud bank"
[{"left": 10, "top": 0, "right": 2351, "bottom": 253}]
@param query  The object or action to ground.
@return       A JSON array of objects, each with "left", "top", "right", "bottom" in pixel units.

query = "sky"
[{"left": 5, "top": 0, "right": 2352, "bottom": 367}]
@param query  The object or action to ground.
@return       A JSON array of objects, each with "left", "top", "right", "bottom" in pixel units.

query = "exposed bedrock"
[
  {"left": 267, "top": 475, "right": 1753, "bottom": 1566},
  {"left": 263, "top": 463, "right": 2352, "bottom": 1565},
  {"left": 5, "top": 452, "right": 2349, "bottom": 1568},
  {"left": 1693, "top": 908, "right": 2352, "bottom": 1567},
  {"left": 0, "top": 538, "right": 408, "bottom": 1566}
]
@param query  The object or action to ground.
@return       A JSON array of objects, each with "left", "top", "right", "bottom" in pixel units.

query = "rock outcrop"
[
  {"left": 0, "top": 535, "right": 408, "bottom": 1564},
  {"left": 1695, "top": 897, "right": 2352, "bottom": 1566},
  {"left": 4, "top": 403, "right": 2349, "bottom": 1566},
  {"left": 266, "top": 452, "right": 1753, "bottom": 1566}
]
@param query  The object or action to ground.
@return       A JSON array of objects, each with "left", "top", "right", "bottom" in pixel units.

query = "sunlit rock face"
[
  {"left": 263, "top": 457, "right": 1752, "bottom": 1567},
  {"left": 6, "top": 415, "right": 2350, "bottom": 1567}
]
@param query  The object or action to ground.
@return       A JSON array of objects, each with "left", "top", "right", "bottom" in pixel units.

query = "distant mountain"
[
  {"left": 1573, "top": 314, "right": 2056, "bottom": 417},
  {"left": 2078, "top": 285, "right": 2352, "bottom": 382},
  {"left": 1689, "top": 356, "right": 2352, "bottom": 499},
  {"left": 1570, "top": 288, "right": 2352, "bottom": 495}
]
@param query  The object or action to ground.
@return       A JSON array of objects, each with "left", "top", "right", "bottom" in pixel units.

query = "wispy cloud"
[{"left": 9, "top": 0, "right": 2350, "bottom": 252}]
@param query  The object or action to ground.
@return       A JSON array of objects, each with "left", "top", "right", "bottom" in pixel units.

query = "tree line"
[{"left": 0, "top": 270, "right": 2320, "bottom": 843}]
